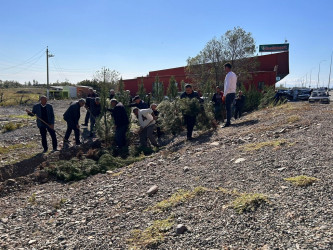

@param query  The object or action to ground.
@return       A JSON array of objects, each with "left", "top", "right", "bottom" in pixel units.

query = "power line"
[{"left": 0, "top": 47, "right": 46, "bottom": 71}]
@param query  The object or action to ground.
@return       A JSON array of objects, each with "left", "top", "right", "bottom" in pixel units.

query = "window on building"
[{"left": 258, "top": 82, "right": 265, "bottom": 91}]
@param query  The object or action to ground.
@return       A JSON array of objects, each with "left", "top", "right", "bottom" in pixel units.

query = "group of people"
[{"left": 27, "top": 62, "right": 246, "bottom": 153}]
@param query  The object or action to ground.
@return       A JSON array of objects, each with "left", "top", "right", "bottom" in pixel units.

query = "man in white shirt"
[
  {"left": 222, "top": 63, "right": 237, "bottom": 128},
  {"left": 133, "top": 108, "right": 159, "bottom": 148}
]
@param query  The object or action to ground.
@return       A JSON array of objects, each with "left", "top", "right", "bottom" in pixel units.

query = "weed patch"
[
  {"left": 2, "top": 122, "right": 23, "bottom": 132},
  {"left": 231, "top": 193, "right": 268, "bottom": 213},
  {"left": 285, "top": 175, "right": 319, "bottom": 187},
  {"left": 28, "top": 193, "right": 37, "bottom": 205},
  {"left": 0, "top": 143, "right": 34, "bottom": 155},
  {"left": 287, "top": 115, "right": 301, "bottom": 123},
  {"left": 148, "top": 186, "right": 207, "bottom": 212},
  {"left": 128, "top": 217, "right": 174, "bottom": 248},
  {"left": 240, "top": 139, "right": 290, "bottom": 151}
]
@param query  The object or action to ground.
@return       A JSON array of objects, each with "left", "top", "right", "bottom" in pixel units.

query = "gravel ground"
[{"left": 0, "top": 101, "right": 332, "bottom": 249}]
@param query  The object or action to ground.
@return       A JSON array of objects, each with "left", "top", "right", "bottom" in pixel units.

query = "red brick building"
[{"left": 123, "top": 51, "right": 289, "bottom": 95}]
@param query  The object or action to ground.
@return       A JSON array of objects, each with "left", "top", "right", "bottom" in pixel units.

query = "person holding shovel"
[
  {"left": 26, "top": 95, "right": 57, "bottom": 153},
  {"left": 132, "top": 107, "right": 159, "bottom": 148},
  {"left": 63, "top": 98, "right": 86, "bottom": 146}
]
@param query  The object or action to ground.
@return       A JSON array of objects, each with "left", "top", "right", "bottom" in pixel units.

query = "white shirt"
[
  {"left": 224, "top": 71, "right": 237, "bottom": 95},
  {"left": 138, "top": 108, "right": 155, "bottom": 128}
]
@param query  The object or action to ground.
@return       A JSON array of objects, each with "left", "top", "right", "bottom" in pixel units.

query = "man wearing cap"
[
  {"left": 222, "top": 63, "right": 237, "bottom": 128},
  {"left": 88, "top": 97, "right": 101, "bottom": 137},
  {"left": 133, "top": 107, "right": 159, "bottom": 148},
  {"left": 26, "top": 95, "right": 57, "bottom": 153},
  {"left": 130, "top": 95, "right": 148, "bottom": 109},
  {"left": 63, "top": 98, "right": 86, "bottom": 146},
  {"left": 109, "top": 99, "right": 129, "bottom": 147}
]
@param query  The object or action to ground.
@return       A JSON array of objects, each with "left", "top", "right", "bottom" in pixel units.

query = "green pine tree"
[
  {"left": 167, "top": 76, "right": 178, "bottom": 101},
  {"left": 137, "top": 77, "right": 146, "bottom": 100}
]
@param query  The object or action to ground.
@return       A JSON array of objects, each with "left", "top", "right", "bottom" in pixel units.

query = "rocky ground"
[{"left": 0, "top": 99, "right": 332, "bottom": 249}]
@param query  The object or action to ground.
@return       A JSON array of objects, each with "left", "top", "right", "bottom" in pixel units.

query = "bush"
[
  {"left": 2, "top": 122, "right": 22, "bottom": 132},
  {"left": 259, "top": 86, "right": 276, "bottom": 109},
  {"left": 242, "top": 84, "right": 263, "bottom": 112},
  {"left": 47, "top": 159, "right": 99, "bottom": 181}
]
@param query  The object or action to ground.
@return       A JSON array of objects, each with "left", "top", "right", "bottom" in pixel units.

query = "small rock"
[
  {"left": 1, "top": 218, "right": 8, "bottom": 224},
  {"left": 6, "top": 179, "right": 16, "bottom": 185},
  {"left": 106, "top": 170, "right": 113, "bottom": 175},
  {"left": 234, "top": 158, "right": 246, "bottom": 163},
  {"left": 183, "top": 166, "right": 190, "bottom": 172},
  {"left": 280, "top": 186, "right": 289, "bottom": 189},
  {"left": 277, "top": 167, "right": 286, "bottom": 171},
  {"left": 176, "top": 224, "right": 187, "bottom": 234},
  {"left": 147, "top": 162, "right": 157, "bottom": 167},
  {"left": 147, "top": 185, "right": 159, "bottom": 196},
  {"left": 28, "top": 240, "right": 37, "bottom": 245},
  {"left": 210, "top": 142, "right": 219, "bottom": 146}
]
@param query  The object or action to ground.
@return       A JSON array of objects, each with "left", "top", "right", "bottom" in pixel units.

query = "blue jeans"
[{"left": 225, "top": 93, "right": 235, "bottom": 124}]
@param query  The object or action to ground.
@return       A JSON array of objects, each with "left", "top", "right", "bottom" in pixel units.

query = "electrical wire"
[{"left": 0, "top": 47, "right": 46, "bottom": 71}]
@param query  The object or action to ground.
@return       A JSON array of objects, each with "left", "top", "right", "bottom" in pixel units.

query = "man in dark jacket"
[
  {"left": 82, "top": 88, "right": 97, "bottom": 126},
  {"left": 63, "top": 98, "right": 85, "bottom": 146},
  {"left": 26, "top": 96, "right": 57, "bottom": 153},
  {"left": 88, "top": 97, "right": 101, "bottom": 137},
  {"left": 180, "top": 84, "right": 202, "bottom": 140},
  {"left": 109, "top": 99, "right": 129, "bottom": 148},
  {"left": 212, "top": 86, "right": 224, "bottom": 122},
  {"left": 234, "top": 90, "right": 246, "bottom": 119},
  {"left": 129, "top": 95, "right": 148, "bottom": 109}
]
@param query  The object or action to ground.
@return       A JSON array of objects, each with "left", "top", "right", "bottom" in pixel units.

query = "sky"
[{"left": 0, "top": 0, "right": 332, "bottom": 88}]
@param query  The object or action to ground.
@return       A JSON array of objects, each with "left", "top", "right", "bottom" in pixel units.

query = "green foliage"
[
  {"left": 167, "top": 76, "right": 178, "bottom": 101},
  {"left": 98, "top": 153, "right": 145, "bottom": 171},
  {"left": 179, "top": 97, "right": 201, "bottom": 116},
  {"left": 180, "top": 80, "right": 186, "bottom": 92},
  {"left": 77, "top": 79, "right": 100, "bottom": 92},
  {"left": 148, "top": 187, "right": 207, "bottom": 212},
  {"left": 137, "top": 78, "right": 147, "bottom": 100},
  {"left": 152, "top": 75, "right": 164, "bottom": 103},
  {"left": 47, "top": 158, "right": 100, "bottom": 181},
  {"left": 128, "top": 217, "right": 174, "bottom": 248},
  {"left": 196, "top": 101, "right": 215, "bottom": 130},
  {"left": 285, "top": 175, "right": 319, "bottom": 187},
  {"left": 259, "top": 86, "right": 276, "bottom": 109},
  {"left": 242, "top": 84, "right": 263, "bottom": 112},
  {"left": 231, "top": 193, "right": 268, "bottom": 213},
  {"left": 157, "top": 100, "right": 183, "bottom": 135},
  {"left": 2, "top": 122, "right": 23, "bottom": 132}
]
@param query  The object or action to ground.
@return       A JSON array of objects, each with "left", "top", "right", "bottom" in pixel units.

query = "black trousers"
[
  {"left": 225, "top": 93, "right": 236, "bottom": 124},
  {"left": 39, "top": 126, "right": 57, "bottom": 151},
  {"left": 84, "top": 111, "right": 90, "bottom": 125},
  {"left": 184, "top": 115, "right": 196, "bottom": 139},
  {"left": 64, "top": 123, "right": 80, "bottom": 144},
  {"left": 115, "top": 125, "right": 128, "bottom": 147},
  {"left": 234, "top": 105, "right": 243, "bottom": 119}
]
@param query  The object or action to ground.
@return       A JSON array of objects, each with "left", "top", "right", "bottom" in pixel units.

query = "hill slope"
[{"left": 1, "top": 102, "right": 332, "bottom": 249}]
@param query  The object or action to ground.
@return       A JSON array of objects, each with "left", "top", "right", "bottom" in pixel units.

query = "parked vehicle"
[{"left": 308, "top": 91, "right": 330, "bottom": 104}]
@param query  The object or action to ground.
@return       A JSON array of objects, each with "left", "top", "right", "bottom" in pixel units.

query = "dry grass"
[
  {"left": 128, "top": 217, "right": 174, "bottom": 249},
  {"left": 285, "top": 175, "right": 319, "bottom": 187},
  {"left": 240, "top": 139, "right": 291, "bottom": 152},
  {"left": 0, "top": 143, "right": 34, "bottom": 155},
  {"left": 230, "top": 193, "right": 269, "bottom": 213},
  {"left": 148, "top": 186, "right": 207, "bottom": 212},
  {"left": 286, "top": 115, "right": 301, "bottom": 123},
  {"left": 0, "top": 88, "right": 44, "bottom": 106}
]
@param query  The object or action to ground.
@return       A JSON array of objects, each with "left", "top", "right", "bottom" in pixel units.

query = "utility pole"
[
  {"left": 317, "top": 60, "right": 325, "bottom": 89},
  {"left": 328, "top": 51, "right": 332, "bottom": 90},
  {"left": 46, "top": 46, "right": 54, "bottom": 98}
]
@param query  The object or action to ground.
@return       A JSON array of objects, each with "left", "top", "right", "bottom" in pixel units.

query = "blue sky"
[{"left": 0, "top": 0, "right": 332, "bottom": 88}]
